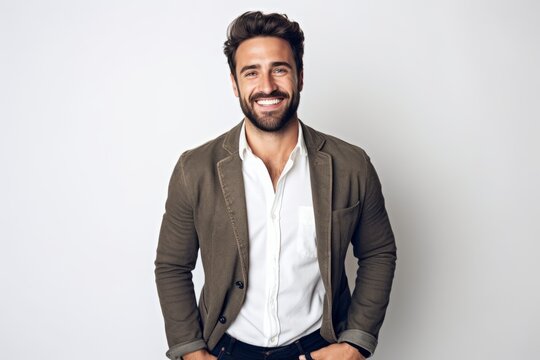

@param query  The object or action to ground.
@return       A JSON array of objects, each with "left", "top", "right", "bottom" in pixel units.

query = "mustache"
[{"left": 250, "top": 90, "right": 289, "bottom": 102}]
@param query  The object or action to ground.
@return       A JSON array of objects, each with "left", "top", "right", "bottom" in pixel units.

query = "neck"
[
  {"left": 244, "top": 116, "right": 299, "bottom": 164},
  {"left": 244, "top": 116, "right": 300, "bottom": 191}
]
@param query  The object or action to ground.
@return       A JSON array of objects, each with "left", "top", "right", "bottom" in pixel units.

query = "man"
[{"left": 155, "top": 11, "right": 396, "bottom": 360}]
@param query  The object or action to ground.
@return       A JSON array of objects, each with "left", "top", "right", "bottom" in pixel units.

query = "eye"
[
  {"left": 244, "top": 71, "right": 257, "bottom": 78},
  {"left": 274, "top": 67, "right": 287, "bottom": 75}
]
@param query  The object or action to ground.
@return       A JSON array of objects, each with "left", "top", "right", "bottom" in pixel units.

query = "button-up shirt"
[{"left": 226, "top": 120, "right": 325, "bottom": 347}]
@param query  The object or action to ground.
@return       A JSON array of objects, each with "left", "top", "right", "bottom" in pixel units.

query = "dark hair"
[{"left": 223, "top": 11, "right": 305, "bottom": 78}]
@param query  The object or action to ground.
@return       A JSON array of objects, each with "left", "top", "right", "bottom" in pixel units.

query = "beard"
[{"left": 238, "top": 88, "right": 300, "bottom": 133}]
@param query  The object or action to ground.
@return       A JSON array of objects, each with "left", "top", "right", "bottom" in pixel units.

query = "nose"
[{"left": 259, "top": 72, "right": 278, "bottom": 94}]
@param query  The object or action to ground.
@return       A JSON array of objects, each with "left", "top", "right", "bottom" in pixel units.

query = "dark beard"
[{"left": 238, "top": 89, "right": 300, "bottom": 133}]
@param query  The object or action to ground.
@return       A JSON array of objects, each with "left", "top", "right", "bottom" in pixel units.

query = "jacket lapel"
[
  {"left": 217, "top": 122, "right": 250, "bottom": 282},
  {"left": 301, "top": 121, "right": 333, "bottom": 295}
]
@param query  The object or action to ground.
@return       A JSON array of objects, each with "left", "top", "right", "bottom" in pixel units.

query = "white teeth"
[{"left": 256, "top": 98, "right": 282, "bottom": 106}]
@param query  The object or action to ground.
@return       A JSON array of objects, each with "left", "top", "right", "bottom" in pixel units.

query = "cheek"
[
  {"left": 280, "top": 78, "right": 297, "bottom": 92},
  {"left": 240, "top": 85, "right": 255, "bottom": 99}
]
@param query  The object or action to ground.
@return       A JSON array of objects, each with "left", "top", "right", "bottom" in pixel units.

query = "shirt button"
[
  {"left": 235, "top": 281, "right": 244, "bottom": 289},
  {"left": 218, "top": 316, "right": 227, "bottom": 324}
]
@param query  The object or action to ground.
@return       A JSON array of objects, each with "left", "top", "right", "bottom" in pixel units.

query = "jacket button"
[
  {"left": 235, "top": 281, "right": 244, "bottom": 289},
  {"left": 219, "top": 316, "right": 227, "bottom": 324}
]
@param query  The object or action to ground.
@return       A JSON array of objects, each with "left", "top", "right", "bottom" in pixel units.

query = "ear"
[
  {"left": 230, "top": 73, "right": 239, "bottom": 97},
  {"left": 298, "top": 69, "right": 304, "bottom": 92}
]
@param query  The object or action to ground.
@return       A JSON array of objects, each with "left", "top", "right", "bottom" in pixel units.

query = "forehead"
[{"left": 235, "top": 36, "right": 295, "bottom": 69}]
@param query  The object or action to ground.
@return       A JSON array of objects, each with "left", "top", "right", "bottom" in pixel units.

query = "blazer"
[{"left": 155, "top": 120, "right": 397, "bottom": 359}]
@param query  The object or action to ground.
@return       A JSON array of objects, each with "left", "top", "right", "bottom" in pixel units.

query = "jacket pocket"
[{"left": 331, "top": 201, "right": 361, "bottom": 249}]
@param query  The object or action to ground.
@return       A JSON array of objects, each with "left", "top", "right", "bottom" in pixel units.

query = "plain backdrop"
[{"left": 1, "top": 1, "right": 539, "bottom": 359}]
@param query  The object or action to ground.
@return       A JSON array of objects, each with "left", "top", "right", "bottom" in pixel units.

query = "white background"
[{"left": 1, "top": 1, "right": 539, "bottom": 359}]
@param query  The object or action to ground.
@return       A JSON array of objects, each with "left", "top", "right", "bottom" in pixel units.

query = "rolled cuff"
[
  {"left": 165, "top": 339, "right": 207, "bottom": 360},
  {"left": 337, "top": 329, "right": 377, "bottom": 357}
]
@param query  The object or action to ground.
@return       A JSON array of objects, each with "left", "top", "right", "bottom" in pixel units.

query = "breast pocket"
[
  {"left": 296, "top": 205, "right": 317, "bottom": 258},
  {"left": 331, "top": 201, "right": 361, "bottom": 246}
]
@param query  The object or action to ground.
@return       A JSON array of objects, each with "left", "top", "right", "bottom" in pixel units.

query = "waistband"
[{"left": 212, "top": 329, "right": 328, "bottom": 360}]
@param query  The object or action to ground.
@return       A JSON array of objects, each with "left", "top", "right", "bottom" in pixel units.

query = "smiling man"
[{"left": 155, "top": 11, "right": 396, "bottom": 360}]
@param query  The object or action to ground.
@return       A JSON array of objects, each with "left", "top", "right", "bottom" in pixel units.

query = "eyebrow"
[{"left": 239, "top": 61, "right": 293, "bottom": 75}]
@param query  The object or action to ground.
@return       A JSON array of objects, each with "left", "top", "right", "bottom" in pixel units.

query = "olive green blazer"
[{"left": 155, "top": 120, "right": 396, "bottom": 359}]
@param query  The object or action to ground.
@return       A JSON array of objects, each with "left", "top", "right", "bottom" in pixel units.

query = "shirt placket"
[{"left": 256, "top": 154, "right": 296, "bottom": 347}]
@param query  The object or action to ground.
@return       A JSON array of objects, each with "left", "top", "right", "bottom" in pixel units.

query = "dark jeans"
[{"left": 210, "top": 329, "right": 330, "bottom": 360}]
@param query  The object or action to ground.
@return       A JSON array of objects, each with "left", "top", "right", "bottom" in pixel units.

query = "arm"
[
  {"left": 337, "top": 156, "right": 397, "bottom": 357},
  {"left": 155, "top": 153, "right": 207, "bottom": 359}
]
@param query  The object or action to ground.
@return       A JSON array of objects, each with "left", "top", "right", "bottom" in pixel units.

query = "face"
[{"left": 231, "top": 36, "right": 303, "bottom": 132}]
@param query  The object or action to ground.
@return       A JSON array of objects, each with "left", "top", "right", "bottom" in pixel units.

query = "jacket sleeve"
[
  {"left": 337, "top": 155, "right": 397, "bottom": 357},
  {"left": 155, "top": 153, "right": 207, "bottom": 359}
]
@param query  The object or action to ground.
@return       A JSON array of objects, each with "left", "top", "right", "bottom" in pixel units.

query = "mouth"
[{"left": 254, "top": 97, "right": 284, "bottom": 108}]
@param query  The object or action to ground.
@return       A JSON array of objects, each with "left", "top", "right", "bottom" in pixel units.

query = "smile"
[{"left": 255, "top": 98, "right": 284, "bottom": 106}]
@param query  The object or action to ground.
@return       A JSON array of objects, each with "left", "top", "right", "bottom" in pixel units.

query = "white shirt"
[{"left": 226, "top": 120, "right": 326, "bottom": 347}]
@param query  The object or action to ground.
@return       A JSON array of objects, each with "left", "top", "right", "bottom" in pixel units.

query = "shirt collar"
[{"left": 238, "top": 120, "right": 307, "bottom": 161}]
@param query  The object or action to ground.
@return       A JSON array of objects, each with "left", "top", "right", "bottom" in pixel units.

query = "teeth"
[{"left": 256, "top": 98, "right": 282, "bottom": 106}]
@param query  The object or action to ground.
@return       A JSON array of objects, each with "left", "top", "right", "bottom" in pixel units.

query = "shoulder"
[
  {"left": 303, "top": 123, "right": 371, "bottom": 165},
  {"left": 176, "top": 122, "right": 241, "bottom": 170},
  {"left": 303, "top": 124, "right": 381, "bottom": 195},
  {"left": 179, "top": 132, "right": 228, "bottom": 166}
]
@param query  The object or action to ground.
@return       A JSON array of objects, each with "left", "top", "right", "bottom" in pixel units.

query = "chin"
[{"left": 251, "top": 114, "right": 294, "bottom": 132}]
